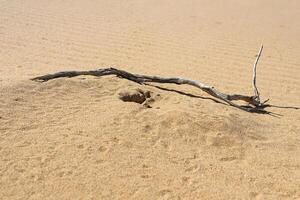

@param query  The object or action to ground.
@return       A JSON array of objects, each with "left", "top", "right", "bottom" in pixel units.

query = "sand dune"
[{"left": 0, "top": 0, "right": 299, "bottom": 199}]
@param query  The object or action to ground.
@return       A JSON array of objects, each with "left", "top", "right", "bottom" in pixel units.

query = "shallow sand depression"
[{"left": 0, "top": 0, "right": 300, "bottom": 199}]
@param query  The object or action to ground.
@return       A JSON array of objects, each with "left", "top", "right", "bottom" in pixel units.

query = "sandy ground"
[{"left": 0, "top": 0, "right": 300, "bottom": 199}]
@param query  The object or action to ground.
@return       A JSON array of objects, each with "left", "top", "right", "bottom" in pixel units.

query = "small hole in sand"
[{"left": 119, "top": 89, "right": 151, "bottom": 104}]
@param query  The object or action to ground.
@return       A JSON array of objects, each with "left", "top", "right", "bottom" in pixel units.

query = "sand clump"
[{"left": 119, "top": 88, "right": 151, "bottom": 104}]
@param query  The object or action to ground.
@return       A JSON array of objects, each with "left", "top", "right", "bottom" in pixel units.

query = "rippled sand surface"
[{"left": 0, "top": 0, "right": 299, "bottom": 199}]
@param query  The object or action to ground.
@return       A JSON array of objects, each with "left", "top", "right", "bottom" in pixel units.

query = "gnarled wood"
[{"left": 32, "top": 47, "right": 269, "bottom": 113}]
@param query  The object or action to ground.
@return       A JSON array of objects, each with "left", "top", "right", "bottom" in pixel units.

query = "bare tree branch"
[{"left": 32, "top": 46, "right": 269, "bottom": 113}]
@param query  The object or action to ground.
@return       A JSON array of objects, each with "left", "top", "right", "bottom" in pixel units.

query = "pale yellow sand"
[{"left": 0, "top": 0, "right": 300, "bottom": 199}]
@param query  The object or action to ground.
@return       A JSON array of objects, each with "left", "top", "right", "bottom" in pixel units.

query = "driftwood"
[{"left": 32, "top": 45, "right": 270, "bottom": 113}]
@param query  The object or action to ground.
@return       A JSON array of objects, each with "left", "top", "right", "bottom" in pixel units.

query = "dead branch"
[
  {"left": 252, "top": 45, "right": 263, "bottom": 104},
  {"left": 32, "top": 46, "right": 269, "bottom": 113}
]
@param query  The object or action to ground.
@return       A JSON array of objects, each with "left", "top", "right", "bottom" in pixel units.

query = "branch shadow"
[
  {"left": 144, "top": 83, "right": 298, "bottom": 117},
  {"left": 145, "top": 83, "right": 227, "bottom": 106},
  {"left": 265, "top": 104, "right": 299, "bottom": 110},
  {"left": 256, "top": 104, "right": 299, "bottom": 117},
  {"left": 240, "top": 105, "right": 283, "bottom": 117}
]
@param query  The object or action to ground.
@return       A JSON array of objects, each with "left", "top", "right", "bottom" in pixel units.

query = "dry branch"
[
  {"left": 252, "top": 45, "right": 263, "bottom": 104},
  {"left": 32, "top": 46, "right": 269, "bottom": 113}
]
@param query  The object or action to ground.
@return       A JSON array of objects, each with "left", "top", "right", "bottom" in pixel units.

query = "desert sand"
[{"left": 0, "top": 0, "right": 299, "bottom": 199}]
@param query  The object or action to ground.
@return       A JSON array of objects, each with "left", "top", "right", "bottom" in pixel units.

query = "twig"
[
  {"left": 32, "top": 70, "right": 264, "bottom": 113},
  {"left": 31, "top": 46, "right": 269, "bottom": 113},
  {"left": 253, "top": 44, "right": 263, "bottom": 104}
]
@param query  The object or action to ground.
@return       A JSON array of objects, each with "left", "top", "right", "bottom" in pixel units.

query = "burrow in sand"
[{"left": 118, "top": 88, "right": 159, "bottom": 108}]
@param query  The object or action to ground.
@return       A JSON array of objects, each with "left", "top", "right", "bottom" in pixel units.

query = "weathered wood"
[
  {"left": 252, "top": 45, "right": 263, "bottom": 104},
  {"left": 32, "top": 47, "right": 269, "bottom": 113}
]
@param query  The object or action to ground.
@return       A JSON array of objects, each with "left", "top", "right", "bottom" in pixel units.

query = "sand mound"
[{"left": 1, "top": 77, "right": 299, "bottom": 199}]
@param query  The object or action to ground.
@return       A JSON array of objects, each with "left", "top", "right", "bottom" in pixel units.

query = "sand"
[{"left": 0, "top": 0, "right": 299, "bottom": 199}]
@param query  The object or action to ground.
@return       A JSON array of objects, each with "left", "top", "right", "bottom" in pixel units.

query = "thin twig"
[{"left": 253, "top": 44, "right": 263, "bottom": 103}]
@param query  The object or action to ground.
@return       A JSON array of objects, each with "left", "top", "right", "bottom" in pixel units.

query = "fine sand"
[{"left": 0, "top": 0, "right": 299, "bottom": 199}]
